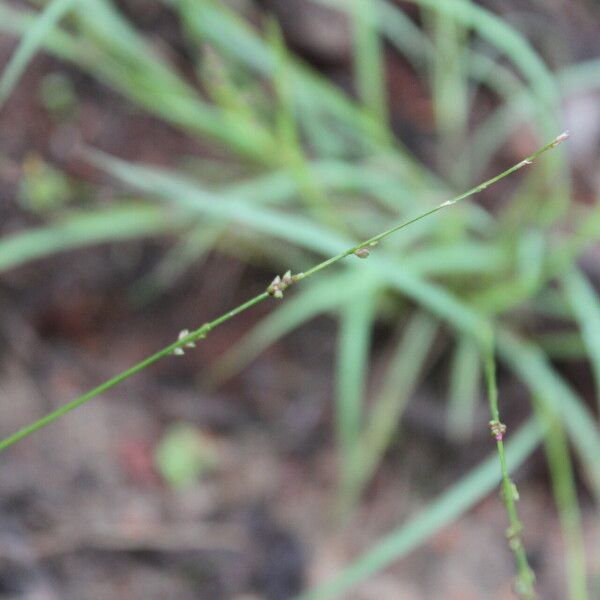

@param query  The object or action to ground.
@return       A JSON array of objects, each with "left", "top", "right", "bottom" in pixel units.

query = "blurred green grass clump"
[{"left": 1, "top": 0, "right": 600, "bottom": 598}]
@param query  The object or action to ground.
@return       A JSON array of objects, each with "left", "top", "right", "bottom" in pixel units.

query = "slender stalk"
[
  {"left": 0, "top": 133, "right": 568, "bottom": 453},
  {"left": 0, "top": 292, "right": 269, "bottom": 451},
  {"left": 484, "top": 347, "right": 537, "bottom": 599}
]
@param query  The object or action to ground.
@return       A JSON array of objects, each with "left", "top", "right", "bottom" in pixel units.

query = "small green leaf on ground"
[
  {"left": 18, "top": 154, "right": 73, "bottom": 214},
  {"left": 154, "top": 422, "right": 219, "bottom": 489}
]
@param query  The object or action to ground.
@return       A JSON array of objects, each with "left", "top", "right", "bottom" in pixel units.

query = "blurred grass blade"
[
  {"left": 0, "top": 204, "right": 185, "bottom": 273},
  {"left": 550, "top": 205, "right": 600, "bottom": 276},
  {"left": 72, "top": 0, "right": 277, "bottom": 162},
  {"left": 468, "top": 57, "right": 600, "bottom": 179},
  {"left": 178, "top": 0, "right": 272, "bottom": 74},
  {"left": 535, "top": 331, "right": 587, "bottom": 361},
  {"left": 473, "top": 229, "right": 547, "bottom": 315},
  {"left": 376, "top": 0, "right": 432, "bottom": 69},
  {"left": 268, "top": 19, "right": 339, "bottom": 225},
  {"left": 296, "top": 418, "right": 542, "bottom": 600},
  {"left": 177, "top": 0, "right": 419, "bottom": 166},
  {"left": 336, "top": 286, "right": 378, "bottom": 509},
  {"left": 350, "top": 311, "right": 438, "bottom": 502},
  {"left": 446, "top": 334, "right": 480, "bottom": 441},
  {"left": 393, "top": 0, "right": 569, "bottom": 219},
  {"left": 230, "top": 159, "right": 490, "bottom": 233},
  {"left": 88, "top": 148, "right": 351, "bottom": 255},
  {"left": 352, "top": 0, "right": 388, "bottom": 127},
  {"left": 129, "top": 222, "right": 224, "bottom": 306},
  {"left": 270, "top": 18, "right": 299, "bottom": 152},
  {"left": 317, "top": 0, "right": 568, "bottom": 210},
  {"left": 210, "top": 270, "right": 379, "bottom": 385},
  {"left": 497, "top": 330, "right": 600, "bottom": 499},
  {"left": 0, "top": 0, "right": 74, "bottom": 109},
  {"left": 0, "top": 1, "right": 277, "bottom": 162},
  {"left": 404, "top": 241, "right": 508, "bottom": 275},
  {"left": 517, "top": 228, "right": 546, "bottom": 289},
  {"left": 0, "top": 3, "right": 82, "bottom": 62},
  {"left": 534, "top": 399, "right": 589, "bottom": 600},
  {"left": 563, "top": 269, "right": 600, "bottom": 409},
  {"left": 423, "top": 4, "right": 470, "bottom": 184},
  {"left": 403, "top": 0, "right": 561, "bottom": 130},
  {"left": 474, "top": 205, "right": 600, "bottom": 316},
  {"left": 319, "top": 0, "right": 561, "bottom": 136}
]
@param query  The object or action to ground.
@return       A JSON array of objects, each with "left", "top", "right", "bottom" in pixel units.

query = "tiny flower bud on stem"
[
  {"left": 489, "top": 419, "right": 507, "bottom": 441},
  {"left": 551, "top": 131, "right": 570, "bottom": 147},
  {"left": 267, "top": 269, "right": 299, "bottom": 298}
]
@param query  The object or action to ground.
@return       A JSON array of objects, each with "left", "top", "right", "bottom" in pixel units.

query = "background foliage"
[{"left": 1, "top": 0, "right": 600, "bottom": 598}]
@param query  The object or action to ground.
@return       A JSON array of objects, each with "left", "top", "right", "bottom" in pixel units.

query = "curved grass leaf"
[
  {"left": 398, "top": 0, "right": 560, "bottom": 134},
  {"left": 469, "top": 57, "right": 600, "bottom": 179},
  {"left": 129, "top": 221, "right": 224, "bottom": 306},
  {"left": 210, "top": 270, "right": 380, "bottom": 385},
  {"left": 446, "top": 334, "right": 481, "bottom": 441},
  {"left": 336, "top": 286, "right": 379, "bottom": 508},
  {"left": 0, "top": 1, "right": 277, "bottom": 162},
  {"left": 497, "top": 330, "right": 600, "bottom": 499},
  {"left": 535, "top": 331, "right": 587, "bottom": 361},
  {"left": 0, "top": 0, "right": 75, "bottom": 109},
  {"left": 563, "top": 269, "right": 600, "bottom": 409},
  {"left": 535, "top": 399, "right": 589, "bottom": 600},
  {"left": 0, "top": 204, "right": 185, "bottom": 273},
  {"left": 350, "top": 311, "right": 438, "bottom": 502},
  {"left": 176, "top": 0, "right": 428, "bottom": 175},
  {"left": 296, "top": 417, "right": 542, "bottom": 600},
  {"left": 352, "top": 0, "right": 388, "bottom": 124}
]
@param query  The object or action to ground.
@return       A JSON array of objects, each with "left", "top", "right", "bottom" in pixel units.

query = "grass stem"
[
  {"left": 0, "top": 132, "right": 568, "bottom": 453},
  {"left": 484, "top": 346, "right": 537, "bottom": 599}
]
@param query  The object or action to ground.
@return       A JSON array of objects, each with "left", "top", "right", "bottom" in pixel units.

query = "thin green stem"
[
  {"left": 484, "top": 347, "right": 537, "bottom": 599},
  {"left": 0, "top": 133, "right": 568, "bottom": 453},
  {"left": 0, "top": 292, "right": 268, "bottom": 452},
  {"left": 303, "top": 132, "right": 567, "bottom": 280}
]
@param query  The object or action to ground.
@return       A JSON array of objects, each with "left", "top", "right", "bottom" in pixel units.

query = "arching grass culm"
[{"left": 0, "top": 133, "right": 567, "bottom": 453}]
